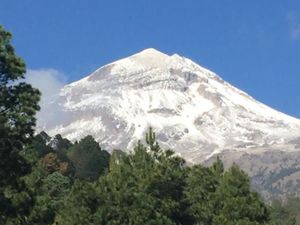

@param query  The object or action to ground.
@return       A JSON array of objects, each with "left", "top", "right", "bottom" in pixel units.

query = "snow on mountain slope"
[{"left": 38, "top": 48, "right": 300, "bottom": 163}]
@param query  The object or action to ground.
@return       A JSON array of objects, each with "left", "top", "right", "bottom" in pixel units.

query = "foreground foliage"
[
  {"left": 0, "top": 25, "right": 40, "bottom": 224},
  {"left": 18, "top": 129, "right": 271, "bottom": 225}
]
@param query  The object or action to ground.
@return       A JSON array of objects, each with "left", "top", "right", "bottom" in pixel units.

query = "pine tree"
[
  {"left": 67, "top": 135, "right": 110, "bottom": 181},
  {"left": 211, "top": 156, "right": 224, "bottom": 177},
  {"left": 184, "top": 165, "right": 219, "bottom": 224},
  {"left": 54, "top": 180, "right": 97, "bottom": 225},
  {"left": 213, "top": 164, "right": 269, "bottom": 225},
  {"left": 0, "top": 25, "right": 40, "bottom": 224}
]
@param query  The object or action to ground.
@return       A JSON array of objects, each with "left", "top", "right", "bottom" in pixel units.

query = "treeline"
[
  {"left": 1, "top": 128, "right": 269, "bottom": 224},
  {"left": 0, "top": 25, "right": 299, "bottom": 225},
  {"left": 4, "top": 129, "right": 300, "bottom": 225}
]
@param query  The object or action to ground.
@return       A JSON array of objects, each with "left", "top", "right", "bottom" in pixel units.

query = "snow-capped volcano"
[{"left": 39, "top": 48, "right": 300, "bottom": 163}]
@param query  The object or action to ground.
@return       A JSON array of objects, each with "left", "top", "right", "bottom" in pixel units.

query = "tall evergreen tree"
[
  {"left": 212, "top": 164, "right": 269, "bottom": 225},
  {"left": 67, "top": 135, "right": 110, "bottom": 181},
  {"left": 184, "top": 164, "right": 220, "bottom": 224},
  {"left": 0, "top": 25, "right": 40, "bottom": 224}
]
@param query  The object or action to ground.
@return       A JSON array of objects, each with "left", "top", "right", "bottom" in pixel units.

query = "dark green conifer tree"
[
  {"left": 213, "top": 164, "right": 269, "bottom": 225},
  {"left": 0, "top": 25, "right": 40, "bottom": 224},
  {"left": 184, "top": 164, "right": 219, "bottom": 224},
  {"left": 67, "top": 135, "right": 110, "bottom": 180}
]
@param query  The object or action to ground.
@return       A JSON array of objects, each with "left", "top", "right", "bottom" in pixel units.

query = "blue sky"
[{"left": 1, "top": 1, "right": 300, "bottom": 117}]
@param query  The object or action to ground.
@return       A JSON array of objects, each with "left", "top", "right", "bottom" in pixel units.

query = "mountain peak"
[
  {"left": 40, "top": 49, "right": 300, "bottom": 164},
  {"left": 122, "top": 48, "right": 170, "bottom": 69},
  {"left": 134, "top": 48, "right": 169, "bottom": 58}
]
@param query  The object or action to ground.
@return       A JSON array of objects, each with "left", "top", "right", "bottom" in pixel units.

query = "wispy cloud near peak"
[{"left": 25, "top": 68, "right": 68, "bottom": 130}]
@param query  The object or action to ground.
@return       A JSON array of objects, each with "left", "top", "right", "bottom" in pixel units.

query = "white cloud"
[
  {"left": 26, "top": 68, "right": 67, "bottom": 105},
  {"left": 287, "top": 13, "right": 300, "bottom": 40},
  {"left": 25, "top": 69, "right": 68, "bottom": 130}
]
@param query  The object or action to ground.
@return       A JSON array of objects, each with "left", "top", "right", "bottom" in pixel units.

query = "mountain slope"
[{"left": 38, "top": 48, "right": 300, "bottom": 165}]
